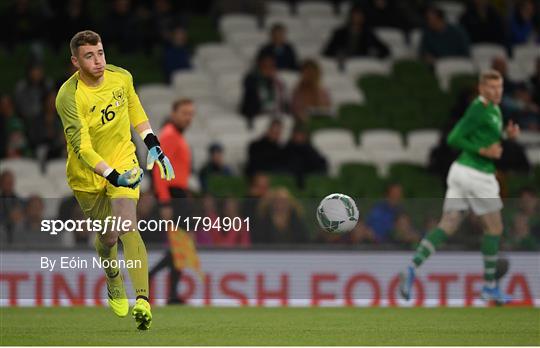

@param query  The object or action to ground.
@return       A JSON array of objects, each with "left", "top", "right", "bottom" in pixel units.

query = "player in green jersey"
[{"left": 399, "top": 70, "right": 520, "bottom": 305}]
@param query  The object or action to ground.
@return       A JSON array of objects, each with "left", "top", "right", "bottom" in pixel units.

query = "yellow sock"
[
  {"left": 94, "top": 235, "right": 119, "bottom": 279},
  {"left": 119, "top": 231, "right": 149, "bottom": 300}
]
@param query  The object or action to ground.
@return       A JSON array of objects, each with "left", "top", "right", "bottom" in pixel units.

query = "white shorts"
[{"left": 442, "top": 162, "right": 503, "bottom": 215}]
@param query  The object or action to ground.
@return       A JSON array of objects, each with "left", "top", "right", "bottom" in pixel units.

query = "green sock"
[
  {"left": 412, "top": 227, "right": 448, "bottom": 267},
  {"left": 481, "top": 234, "right": 500, "bottom": 287},
  {"left": 94, "top": 235, "right": 120, "bottom": 279},
  {"left": 119, "top": 231, "right": 149, "bottom": 300}
]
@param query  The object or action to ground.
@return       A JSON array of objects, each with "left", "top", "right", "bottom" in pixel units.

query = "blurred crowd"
[{"left": 0, "top": 0, "right": 539, "bottom": 250}]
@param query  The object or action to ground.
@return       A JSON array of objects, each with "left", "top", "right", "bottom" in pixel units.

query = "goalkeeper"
[{"left": 56, "top": 30, "right": 174, "bottom": 330}]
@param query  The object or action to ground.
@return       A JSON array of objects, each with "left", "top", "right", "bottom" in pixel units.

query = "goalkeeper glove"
[
  {"left": 144, "top": 133, "right": 175, "bottom": 180},
  {"left": 105, "top": 167, "right": 144, "bottom": 189}
]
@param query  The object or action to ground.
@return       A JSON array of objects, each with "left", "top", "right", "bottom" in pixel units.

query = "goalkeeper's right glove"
[{"left": 105, "top": 167, "right": 144, "bottom": 189}]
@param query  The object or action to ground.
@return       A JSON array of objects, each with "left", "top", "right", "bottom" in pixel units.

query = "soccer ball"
[{"left": 316, "top": 193, "right": 359, "bottom": 233}]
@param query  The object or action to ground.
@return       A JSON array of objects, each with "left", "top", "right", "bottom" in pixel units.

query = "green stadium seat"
[
  {"left": 303, "top": 175, "right": 343, "bottom": 199},
  {"left": 207, "top": 175, "right": 247, "bottom": 197},
  {"left": 269, "top": 174, "right": 300, "bottom": 196},
  {"left": 504, "top": 171, "right": 539, "bottom": 197},
  {"left": 449, "top": 73, "right": 477, "bottom": 101},
  {"left": 388, "top": 163, "right": 445, "bottom": 198},
  {"left": 338, "top": 103, "right": 386, "bottom": 135},
  {"left": 308, "top": 116, "right": 342, "bottom": 133},
  {"left": 339, "top": 162, "right": 385, "bottom": 198}
]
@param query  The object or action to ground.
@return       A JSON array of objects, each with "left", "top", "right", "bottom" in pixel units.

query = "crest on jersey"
[{"left": 112, "top": 88, "right": 125, "bottom": 103}]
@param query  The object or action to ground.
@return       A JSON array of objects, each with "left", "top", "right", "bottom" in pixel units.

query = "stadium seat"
[
  {"left": 513, "top": 44, "right": 540, "bottom": 76},
  {"left": 0, "top": 159, "right": 41, "bottom": 179},
  {"left": 517, "top": 130, "right": 540, "bottom": 147},
  {"left": 144, "top": 102, "right": 172, "bottom": 128},
  {"left": 435, "top": 57, "right": 476, "bottom": 91},
  {"left": 339, "top": 162, "right": 385, "bottom": 198},
  {"left": 305, "top": 17, "right": 340, "bottom": 39},
  {"left": 308, "top": 116, "right": 341, "bottom": 132},
  {"left": 526, "top": 148, "right": 540, "bottom": 165},
  {"left": 345, "top": 58, "right": 390, "bottom": 80},
  {"left": 436, "top": 1, "right": 465, "bottom": 24},
  {"left": 207, "top": 117, "right": 248, "bottom": 136},
  {"left": 388, "top": 162, "right": 445, "bottom": 198},
  {"left": 409, "top": 29, "right": 422, "bottom": 57},
  {"left": 269, "top": 174, "right": 300, "bottom": 196},
  {"left": 360, "top": 129, "right": 403, "bottom": 149},
  {"left": 297, "top": 1, "right": 334, "bottom": 18},
  {"left": 215, "top": 133, "right": 250, "bottom": 171},
  {"left": 225, "top": 31, "right": 266, "bottom": 48},
  {"left": 312, "top": 129, "right": 356, "bottom": 152},
  {"left": 194, "top": 44, "right": 238, "bottom": 66},
  {"left": 219, "top": 14, "right": 259, "bottom": 36},
  {"left": 319, "top": 58, "right": 341, "bottom": 75},
  {"left": 324, "top": 74, "right": 365, "bottom": 106},
  {"left": 278, "top": 71, "right": 300, "bottom": 93},
  {"left": 324, "top": 149, "right": 370, "bottom": 176},
  {"left": 360, "top": 129, "right": 407, "bottom": 176},
  {"left": 471, "top": 44, "right": 507, "bottom": 71},
  {"left": 303, "top": 175, "right": 343, "bottom": 198},
  {"left": 338, "top": 103, "right": 386, "bottom": 132},
  {"left": 137, "top": 84, "right": 177, "bottom": 106},
  {"left": 449, "top": 73, "right": 478, "bottom": 100},
  {"left": 296, "top": 41, "right": 324, "bottom": 60},
  {"left": 504, "top": 171, "right": 539, "bottom": 197},
  {"left": 266, "top": 1, "right": 291, "bottom": 16},
  {"left": 507, "top": 59, "right": 529, "bottom": 82},
  {"left": 264, "top": 15, "right": 305, "bottom": 35},
  {"left": 392, "top": 59, "right": 432, "bottom": 81},
  {"left": 405, "top": 129, "right": 441, "bottom": 165},
  {"left": 208, "top": 175, "right": 247, "bottom": 197},
  {"left": 374, "top": 28, "right": 410, "bottom": 59}
]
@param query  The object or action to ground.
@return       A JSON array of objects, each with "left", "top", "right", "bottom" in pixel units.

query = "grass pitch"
[{"left": 1, "top": 306, "right": 539, "bottom": 346}]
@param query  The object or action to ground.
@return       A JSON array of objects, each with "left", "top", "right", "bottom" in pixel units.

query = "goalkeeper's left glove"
[{"left": 144, "top": 133, "right": 175, "bottom": 181}]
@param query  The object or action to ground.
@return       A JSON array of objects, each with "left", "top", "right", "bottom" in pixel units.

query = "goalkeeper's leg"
[
  {"left": 74, "top": 190, "right": 129, "bottom": 317},
  {"left": 113, "top": 198, "right": 151, "bottom": 330}
]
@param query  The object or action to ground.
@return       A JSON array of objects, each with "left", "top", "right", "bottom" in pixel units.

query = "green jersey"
[{"left": 447, "top": 96, "right": 503, "bottom": 173}]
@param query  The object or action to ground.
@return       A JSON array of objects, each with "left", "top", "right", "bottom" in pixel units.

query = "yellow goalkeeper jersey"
[{"left": 56, "top": 64, "right": 148, "bottom": 192}]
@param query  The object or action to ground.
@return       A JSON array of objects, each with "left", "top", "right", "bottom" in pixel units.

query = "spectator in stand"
[
  {"left": 149, "top": 98, "right": 194, "bottom": 305},
  {"left": 57, "top": 195, "right": 89, "bottom": 246},
  {"left": 256, "top": 23, "right": 298, "bottom": 71},
  {"left": 1, "top": 94, "right": 31, "bottom": 158},
  {"left": 500, "top": 83, "right": 540, "bottom": 130},
  {"left": 163, "top": 25, "right": 192, "bottom": 83},
  {"left": 491, "top": 56, "right": 519, "bottom": 95},
  {"left": 12, "top": 195, "right": 58, "bottom": 246},
  {"left": 13, "top": 63, "right": 53, "bottom": 150},
  {"left": 0, "top": 170, "right": 24, "bottom": 244},
  {"left": 366, "top": 183, "right": 405, "bottom": 243},
  {"left": 323, "top": 5, "right": 389, "bottom": 60},
  {"left": 510, "top": 0, "right": 540, "bottom": 45},
  {"left": 291, "top": 59, "right": 332, "bottom": 123},
  {"left": 284, "top": 124, "right": 327, "bottom": 188},
  {"left": 507, "top": 187, "right": 539, "bottom": 250},
  {"left": 419, "top": 6, "right": 470, "bottom": 65},
  {"left": 393, "top": 213, "right": 421, "bottom": 247},
  {"left": 241, "top": 172, "right": 269, "bottom": 240},
  {"left": 103, "top": 0, "right": 141, "bottom": 53},
  {"left": 212, "top": 197, "right": 250, "bottom": 247},
  {"left": 530, "top": 58, "right": 540, "bottom": 105},
  {"left": 460, "top": 0, "right": 505, "bottom": 46},
  {"left": 194, "top": 194, "right": 219, "bottom": 246},
  {"left": 145, "top": 0, "right": 186, "bottom": 51},
  {"left": 199, "top": 143, "right": 233, "bottom": 192},
  {"left": 39, "top": 92, "right": 65, "bottom": 160},
  {"left": 240, "top": 54, "right": 288, "bottom": 126},
  {"left": 253, "top": 188, "right": 309, "bottom": 244},
  {"left": 245, "top": 118, "right": 285, "bottom": 176}
]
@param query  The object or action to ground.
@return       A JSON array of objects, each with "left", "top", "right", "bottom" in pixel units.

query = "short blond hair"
[{"left": 479, "top": 70, "right": 502, "bottom": 84}]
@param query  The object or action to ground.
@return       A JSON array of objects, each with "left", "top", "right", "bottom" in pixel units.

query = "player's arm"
[
  {"left": 124, "top": 70, "right": 175, "bottom": 181},
  {"left": 56, "top": 89, "right": 142, "bottom": 188},
  {"left": 447, "top": 105, "right": 501, "bottom": 159}
]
